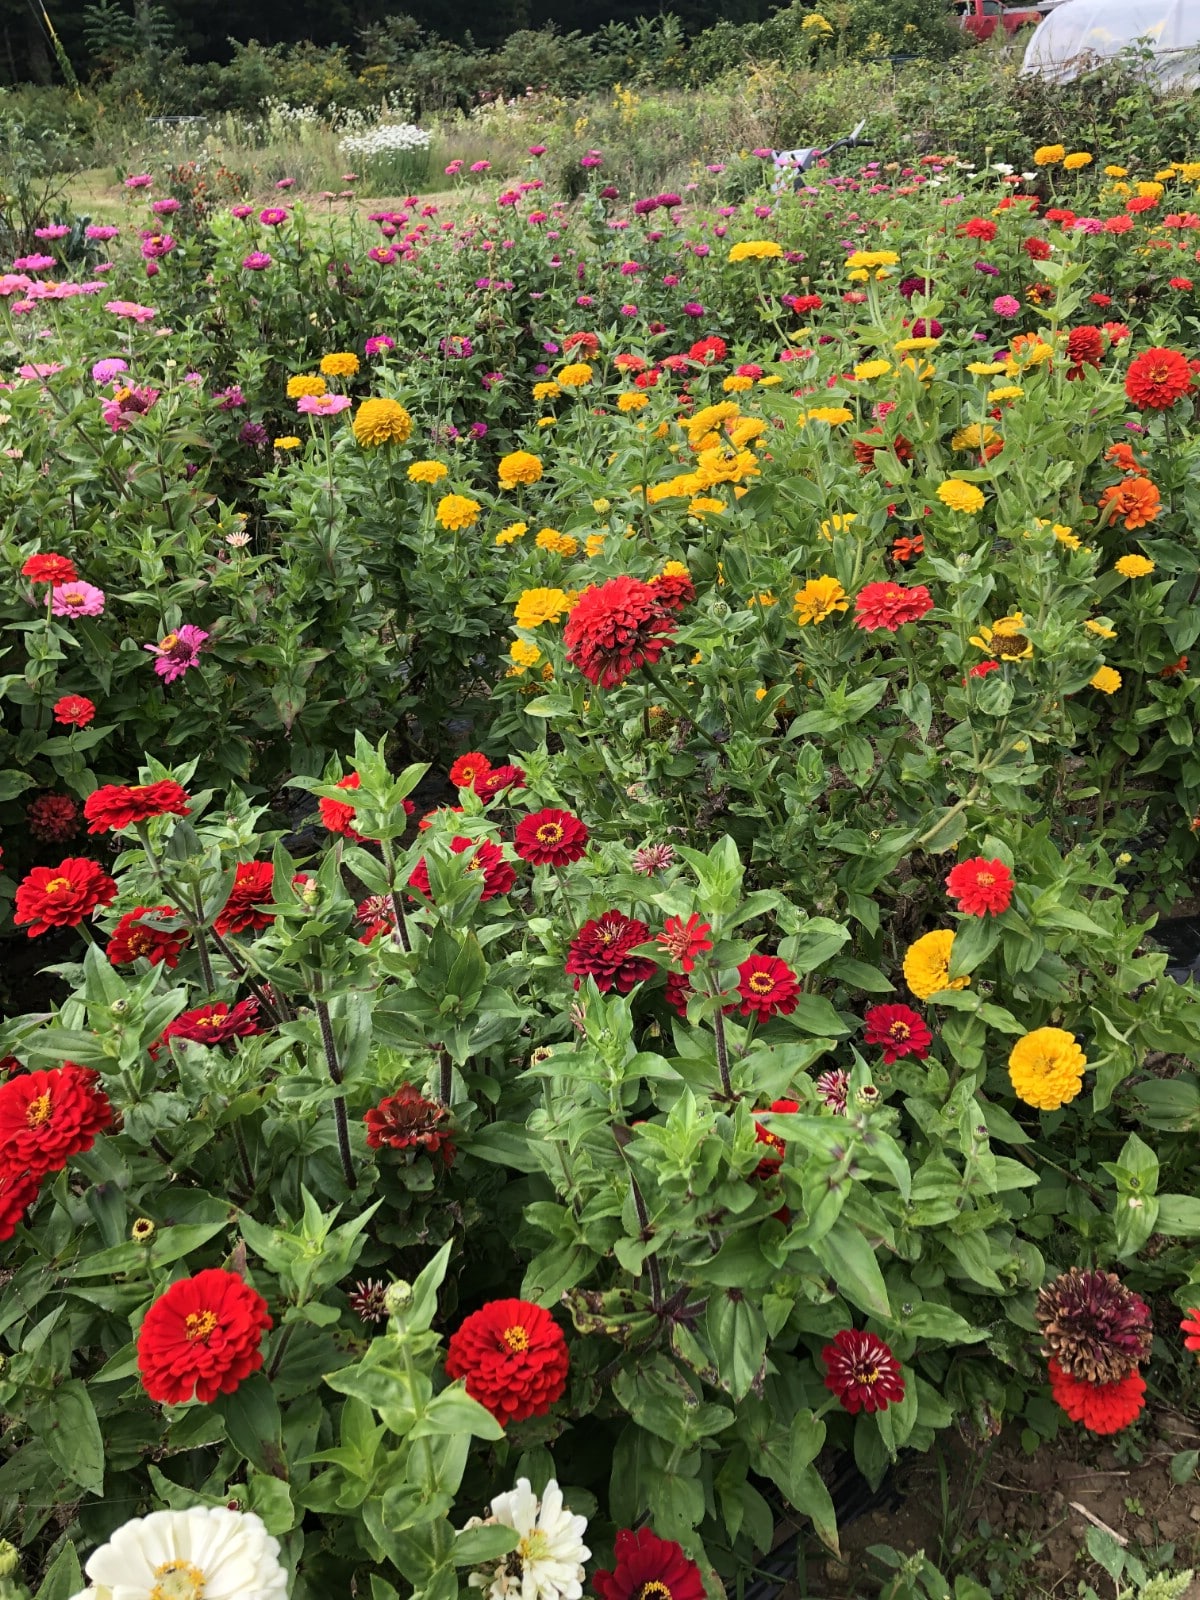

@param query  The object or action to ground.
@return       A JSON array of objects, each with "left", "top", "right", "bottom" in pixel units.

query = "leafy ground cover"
[{"left": 2, "top": 133, "right": 1200, "bottom": 1600}]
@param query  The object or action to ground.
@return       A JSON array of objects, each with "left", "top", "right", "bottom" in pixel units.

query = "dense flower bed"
[{"left": 2, "top": 144, "right": 1200, "bottom": 1597}]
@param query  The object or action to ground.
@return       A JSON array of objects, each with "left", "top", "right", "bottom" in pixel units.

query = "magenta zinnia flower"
[
  {"left": 144, "top": 624, "right": 209, "bottom": 683},
  {"left": 50, "top": 582, "right": 105, "bottom": 617}
]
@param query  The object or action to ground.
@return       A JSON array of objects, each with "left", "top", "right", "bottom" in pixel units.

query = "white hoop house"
[{"left": 1021, "top": 0, "right": 1200, "bottom": 88}]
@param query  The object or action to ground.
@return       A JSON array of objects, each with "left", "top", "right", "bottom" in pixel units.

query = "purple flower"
[
  {"left": 683, "top": 301, "right": 705, "bottom": 318},
  {"left": 469, "top": 161, "right": 490, "bottom": 174},
  {"left": 92, "top": 357, "right": 128, "bottom": 383},
  {"left": 470, "top": 421, "right": 488, "bottom": 438},
  {"left": 580, "top": 152, "right": 603, "bottom": 169},
  {"left": 974, "top": 260, "right": 1000, "bottom": 276},
  {"left": 215, "top": 386, "right": 245, "bottom": 411},
  {"left": 599, "top": 186, "right": 619, "bottom": 200},
  {"left": 439, "top": 335, "right": 473, "bottom": 358},
  {"left": 51, "top": 581, "right": 105, "bottom": 617},
  {"left": 242, "top": 251, "right": 272, "bottom": 270},
  {"left": 367, "top": 246, "right": 396, "bottom": 264},
  {"left": 276, "top": 177, "right": 295, "bottom": 190},
  {"left": 620, "top": 303, "right": 638, "bottom": 316},
  {"left": 993, "top": 294, "right": 1021, "bottom": 318},
  {"left": 239, "top": 421, "right": 268, "bottom": 447},
  {"left": 529, "top": 144, "right": 547, "bottom": 156},
  {"left": 144, "top": 624, "right": 208, "bottom": 683},
  {"left": 259, "top": 208, "right": 289, "bottom": 226}
]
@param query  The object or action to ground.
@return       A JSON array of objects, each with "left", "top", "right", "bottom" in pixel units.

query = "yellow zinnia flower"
[
  {"left": 937, "top": 479, "right": 986, "bottom": 514},
  {"left": 970, "top": 612, "right": 1032, "bottom": 660},
  {"left": 688, "top": 497, "right": 726, "bottom": 516},
  {"left": 1062, "top": 152, "right": 1093, "bottom": 171},
  {"left": 498, "top": 450, "right": 543, "bottom": 489},
  {"left": 1090, "top": 665, "right": 1122, "bottom": 694},
  {"left": 408, "top": 460, "right": 448, "bottom": 484},
  {"left": 988, "top": 385, "right": 1024, "bottom": 403},
  {"left": 1104, "top": 164, "right": 1128, "bottom": 178},
  {"left": 854, "top": 358, "right": 892, "bottom": 381},
  {"left": 1033, "top": 144, "right": 1066, "bottom": 166},
  {"left": 436, "top": 493, "right": 482, "bottom": 531},
  {"left": 793, "top": 575, "right": 849, "bottom": 626},
  {"left": 352, "top": 397, "right": 412, "bottom": 447},
  {"left": 1007, "top": 1027, "right": 1087, "bottom": 1110},
  {"left": 514, "top": 587, "right": 574, "bottom": 628},
  {"left": 508, "top": 638, "right": 542, "bottom": 673},
  {"left": 557, "top": 362, "right": 593, "bottom": 388},
  {"left": 274, "top": 436, "right": 301, "bottom": 450},
  {"left": 819, "top": 512, "right": 856, "bottom": 541},
  {"left": 967, "top": 361, "right": 1007, "bottom": 377},
  {"left": 320, "top": 352, "right": 359, "bottom": 378},
  {"left": 950, "top": 424, "right": 1000, "bottom": 452},
  {"left": 536, "top": 527, "right": 578, "bottom": 557},
  {"left": 728, "top": 240, "right": 784, "bottom": 262},
  {"left": 618, "top": 391, "right": 649, "bottom": 411},
  {"left": 894, "top": 335, "right": 938, "bottom": 353},
  {"left": 585, "top": 533, "right": 606, "bottom": 556},
  {"left": 903, "top": 930, "right": 969, "bottom": 1001},
  {"left": 496, "top": 521, "right": 529, "bottom": 546},
  {"left": 845, "top": 249, "right": 899, "bottom": 271},
  {"left": 1085, "top": 619, "right": 1116, "bottom": 639},
  {"left": 287, "top": 374, "right": 326, "bottom": 399},
  {"left": 723, "top": 374, "right": 754, "bottom": 393},
  {"left": 533, "top": 381, "right": 561, "bottom": 401},
  {"left": 1114, "top": 554, "right": 1154, "bottom": 578},
  {"left": 802, "top": 406, "right": 853, "bottom": 427}
]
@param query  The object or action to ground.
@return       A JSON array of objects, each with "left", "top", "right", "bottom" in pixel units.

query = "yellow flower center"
[
  {"left": 748, "top": 972, "right": 773, "bottom": 994},
  {"left": 150, "top": 1561, "right": 207, "bottom": 1600},
  {"left": 63, "top": 591, "right": 84, "bottom": 607},
  {"left": 518, "top": 1531, "right": 551, "bottom": 1564},
  {"left": 184, "top": 1309, "right": 218, "bottom": 1342},
  {"left": 501, "top": 1323, "right": 530, "bottom": 1353},
  {"left": 536, "top": 823, "right": 564, "bottom": 845},
  {"left": 638, "top": 1584, "right": 673, "bottom": 1600},
  {"left": 888, "top": 1021, "right": 910, "bottom": 1041},
  {"left": 976, "top": 871, "right": 995, "bottom": 887},
  {"left": 158, "top": 632, "right": 179, "bottom": 651},
  {"left": 43, "top": 876, "right": 70, "bottom": 894},
  {"left": 26, "top": 1091, "right": 52, "bottom": 1126}
]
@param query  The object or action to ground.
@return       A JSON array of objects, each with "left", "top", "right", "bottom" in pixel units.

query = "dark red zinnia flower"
[
  {"left": 734, "top": 954, "right": 799, "bottom": 1019},
  {"left": 137, "top": 1267, "right": 273, "bottom": 1405},
  {"left": 408, "top": 835, "right": 516, "bottom": 902},
  {"left": 444, "top": 1298, "right": 569, "bottom": 1425},
  {"left": 563, "top": 575, "right": 675, "bottom": 689},
  {"left": 863, "top": 1003, "right": 932, "bottom": 1064},
  {"left": 513, "top": 808, "right": 589, "bottom": 865},
  {"left": 14, "top": 857, "right": 118, "bottom": 938},
  {"left": 0, "top": 1166, "right": 42, "bottom": 1241},
  {"left": 27, "top": 792, "right": 80, "bottom": 842},
  {"left": 593, "top": 1527, "right": 706, "bottom": 1600},
  {"left": 946, "top": 856, "right": 1014, "bottom": 916},
  {"left": 475, "top": 763, "right": 527, "bottom": 801},
  {"left": 1066, "top": 325, "right": 1104, "bottom": 377},
  {"left": 1047, "top": 1359, "right": 1145, "bottom": 1434},
  {"left": 449, "top": 752, "right": 492, "bottom": 789},
  {"left": 0, "top": 1063, "right": 112, "bottom": 1181},
  {"left": 83, "top": 780, "right": 192, "bottom": 834},
  {"left": 53, "top": 694, "right": 95, "bottom": 728},
  {"left": 1036, "top": 1267, "right": 1153, "bottom": 1383},
  {"left": 663, "top": 970, "right": 693, "bottom": 1017},
  {"left": 822, "top": 1328, "right": 905, "bottom": 1414},
  {"left": 753, "top": 1098, "right": 800, "bottom": 1175},
  {"left": 566, "top": 910, "right": 655, "bottom": 993},
  {"left": 1023, "top": 236, "right": 1051, "bottom": 260},
  {"left": 815, "top": 1068, "right": 849, "bottom": 1113},
  {"left": 655, "top": 913, "right": 713, "bottom": 973},
  {"left": 158, "top": 999, "right": 261, "bottom": 1052},
  {"left": 107, "top": 906, "right": 189, "bottom": 968},
  {"left": 1125, "top": 346, "right": 1192, "bottom": 409},
  {"left": 214, "top": 861, "right": 277, "bottom": 936},
  {"left": 648, "top": 569, "right": 696, "bottom": 612},
  {"left": 22, "top": 552, "right": 77, "bottom": 584},
  {"left": 364, "top": 1083, "right": 455, "bottom": 1163},
  {"left": 319, "top": 772, "right": 372, "bottom": 842},
  {"left": 854, "top": 581, "right": 934, "bottom": 633}
]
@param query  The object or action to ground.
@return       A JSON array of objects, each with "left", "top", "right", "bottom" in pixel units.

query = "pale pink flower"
[
  {"left": 297, "top": 393, "right": 352, "bottom": 415},
  {"left": 51, "top": 581, "right": 106, "bottom": 617}
]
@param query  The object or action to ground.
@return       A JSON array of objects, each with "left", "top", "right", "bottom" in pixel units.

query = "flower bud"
[
  {"left": 0, "top": 1540, "right": 18, "bottom": 1578},
  {"left": 384, "top": 1280, "right": 413, "bottom": 1315}
]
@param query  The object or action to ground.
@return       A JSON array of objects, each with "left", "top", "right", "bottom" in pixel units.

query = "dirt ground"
[{"left": 796, "top": 1407, "right": 1200, "bottom": 1598}]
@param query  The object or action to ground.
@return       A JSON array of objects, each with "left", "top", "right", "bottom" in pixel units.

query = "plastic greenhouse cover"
[{"left": 1021, "top": 0, "right": 1200, "bottom": 87}]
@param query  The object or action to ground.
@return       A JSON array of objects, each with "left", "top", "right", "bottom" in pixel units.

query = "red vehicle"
[{"left": 956, "top": 0, "right": 1042, "bottom": 39}]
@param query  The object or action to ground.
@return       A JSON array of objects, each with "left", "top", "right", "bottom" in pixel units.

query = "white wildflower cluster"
[{"left": 339, "top": 123, "right": 431, "bottom": 158}]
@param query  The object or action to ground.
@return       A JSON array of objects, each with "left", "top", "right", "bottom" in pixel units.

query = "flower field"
[{"left": 4, "top": 143, "right": 1200, "bottom": 1599}]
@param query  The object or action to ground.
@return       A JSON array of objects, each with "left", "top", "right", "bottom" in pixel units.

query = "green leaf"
[
  {"left": 705, "top": 1292, "right": 767, "bottom": 1401},
  {"left": 213, "top": 1373, "right": 287, "bottom": 1479},
  {"left": 948, "top": 914, "right": 1001, "bottom": 978},
  {"left": 1156, "top": 1195, "right": 1200, "bottom": 1236},
  {"left": 31, "top": 1380, "right": 104, "bottom": 1496},
  {"left": 453, "top": 1524, "right": 521, "bottom": 1566},
  {"left": 33, "top": 1543, "right": 83, "bottom": 1600},
  {"left": 408, "top": 1239, "right": 454, "bottom": 1332},
  {"left": 812, "top": 1219, "right": 890, "bottom": 1320}
]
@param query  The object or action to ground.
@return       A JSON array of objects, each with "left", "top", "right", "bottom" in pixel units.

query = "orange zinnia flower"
[
  {"left": 1104, "top": 441, "right": 1141, "bottom": 473},
  {"left": 1098, "top": 475, "right": 1161, "bottom": 530}
]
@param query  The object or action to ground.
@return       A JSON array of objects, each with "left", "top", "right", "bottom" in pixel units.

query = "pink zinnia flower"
[
  {"left": 144, "top": 624, "right": 209, "bottom": 683},
  {"left": 992, "top": 294, "right": 1021, "bottom": 318},
  {"left": 259, "top": 207, "right": 289, "bottom": 226},
  {"left": 50, "top": 582, "right": 106, "bottom": 617},
  {"left": 123, "top": 174, "right": 153, "bottom": 189},
  {"left": 91, "top": 358, "right": 128, "bottom": 383},
  {"left": 298, "top": 393, "right": 352, "bottom": 416},
  {"left": 12, "top": 254, "right": 55, "bottom": 271},
  {"left": 104, "top": 300, "right": 157, "bottom": 322},
  {"left": 151, "top": 198, "right": 181, "bottom": 215},
  {"left": 34, "top": 224, "right": 70, "bottom": 240},
  {"left": 242, "top": 251, "right": 272, "bottom": 270},
  {"left": 365, "top": 335, "right": 395, "bottom": 355}
]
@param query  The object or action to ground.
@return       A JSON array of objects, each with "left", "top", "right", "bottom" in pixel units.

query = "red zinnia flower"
[
  {"left": 1047, "top": 1359, "right": 1145, "bottom": 1434},
  {"left": 444, "top": 1298, "right": 569, "bottom": 1425},
  {"left": 53, "top": 694, "right": 95, "bottom": 728},
  {"left": 1104, "top": 215, "right": 1133, "bottom": 235},
  {"left": 1125, "top": 346, "right": 1192, "bottom": 410},
  {"left": 14, "top": 857, "right": 118, "bottom": 938},
  {"left": 1161, "top": 655, "right": 1189, "bottom": 679},
  {"left": 946, "top": 856, "right": 1014, "bottom": 916},
  {"left": 449, "top": 752, "right": 492, "bottom": 789},
  {"left": 734, "top": 954, "right": 799, "bottom": 1019},
  {"left": 1022, "top": 236, "right": 1051, "bottom": 260},
  {"left": 27, "top": 792, "right": 80, "bottom": 842},
  {"left": 960, "top": 217, "right": 997, "bottom": 241},
  {"left": 968, "top": 660, "right": 1001, "bottom": 678},
  {"left": 214, "top": 861, "right": 277, "bottom": 936},
  {"left": 648, "top": 569, "right": 696, "bottom": 613},
  {"left": 319, "top": 772, "right": 372, "bottom": 842},
  {"left": 107, "top": 906, "right": 189, "bottom": 968},
  {"left": 22, "top": 552, "right": 77, "bottom": 585},
  {"left": 790, "top": 293, "right": 824, "bottom": 314},
  {"left": 1170, "top": 276, "right": 1194, "bottom": 291},
  {"left": 1090, "top": 293, "right": 1113, "bottom": 307},
  {"left": 655, "top": 913, "right": 713, "bottom": 973},
  {"left": 137, "top": 1267, "right": 273, "bottom": 1405},
  {"left": 0, "top": 1063, "right": 112, "bottom": 1181},
  {"left": 1181, "top": 1308, "right": 1200, "bottom": 1355},
  {"left": 863, "top": 1003, "right": 932, "bottom": 1063},
  {"left": 364, "top": 1083, "right": 455, "bottom": 1163},
  {"left": 563, "top": 575, "right": 675, "bottom": 689},
  {"left": 1066, "top": 325, "right": 1104, "bottom": 377},
  {"left": 663, "top": 970, "right": 693, "bottom": 1017},
  {"left": 854, "top": 581, "right": 934, "bottom": 633},
  {"left": 1104, "top": 321, "right": 1131, "bottom": 344},
  {"left": 158, "top": 999, "right": 261, "bottom": 1052},
  {"left": 475, "top": 762, "right": 527, "bottom": 801},
  {"left": 0, "top": 1167, "right": 42, "bottom": 1242},
  {"left": 408, "top": 835, "right": 516, "bottom": 901},
  {"left": 1126, "top": 195, "right": 1157, "bottom": 214},
  {"left": 689, "top": 335, "right": 727, "bottom": 365},
  {"left": 753, "top": 1098, "right": 800, "bottom": 1175},
  {"left": 822, "top": 1328, "right": 906, "bottom": 1414},
  {"left": 593, "top": 1528, "right": 705, "bottom": 1600},
  {"left": 83, "top": 780, "right": 192, "bottom": 834},
  {"left": 566, "top": 910, "right": 655, "bottom": 993},
  {"left": 513, "top": 808, "right": 589, "bottom": 866}
]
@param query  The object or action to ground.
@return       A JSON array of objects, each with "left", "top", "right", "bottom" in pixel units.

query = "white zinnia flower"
[
  {"left": 468, "top": 1477, "right": 589, "bottom": 1600},
  {"left": 69, "top": 1506, "right": 288, "bottom": 1600}
]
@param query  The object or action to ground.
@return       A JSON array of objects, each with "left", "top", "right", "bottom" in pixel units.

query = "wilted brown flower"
[{"left": 1035, "top": 1267, "right": 1152, "bottom": 1383}]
